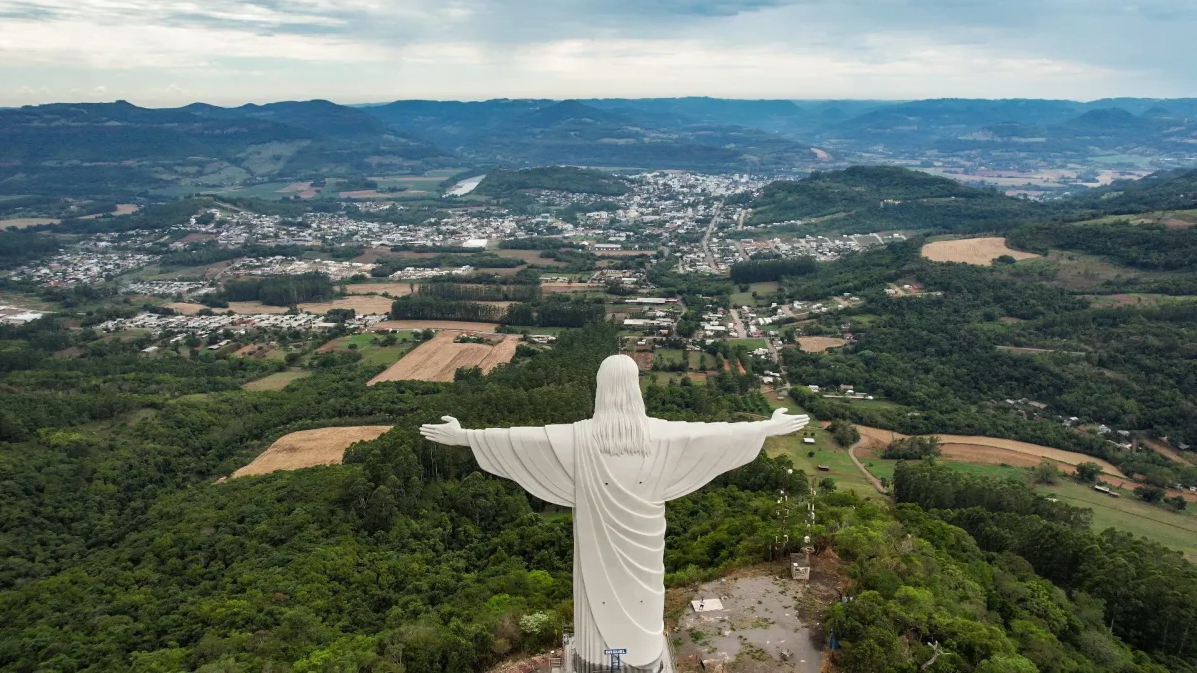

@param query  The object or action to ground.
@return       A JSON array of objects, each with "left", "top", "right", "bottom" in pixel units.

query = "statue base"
[{"left": 561, "top": 633, "right": 676, "bottom": 673}]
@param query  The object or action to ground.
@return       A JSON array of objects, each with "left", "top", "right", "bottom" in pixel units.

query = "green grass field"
[
  {"left": 758, "top": 396, "right": 880, "bottom": 496},
  {"left": 241, "top": 369, "right": 311, "bottom": 392},
  {"left": 324, "top": 333, "right": 415, "bottom": 367},
  {"left": 655, "top": 348, "right": 686, "bottom": 364},
  {"left": 730, "top": 282, "right": 780, "bottom": 307},
  {"left": 729, "top": 338, "right": 768, "bottom": 351},
  {"left": 1042, "top": 480, "right": 1197, "bottom": 560},
  {"left": 857, "top": 456, "right": 1197, "bottom": 560}
]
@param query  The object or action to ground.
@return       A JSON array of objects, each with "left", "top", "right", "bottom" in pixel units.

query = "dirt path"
[
  {"left": 848, "top": 438, "right": 887, "bottom": 495},
  {"left": 1142, "top": 438, "right": 1196, "bottom": 467}
]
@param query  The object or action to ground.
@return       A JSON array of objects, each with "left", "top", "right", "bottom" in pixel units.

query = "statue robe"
[{"left": 466, "top": 417, "right": 770, "bottom": 670}]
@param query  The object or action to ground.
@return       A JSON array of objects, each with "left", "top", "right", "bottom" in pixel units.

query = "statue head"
[{"left": 592, "top": 354, "right": 649, "bottom": 455}]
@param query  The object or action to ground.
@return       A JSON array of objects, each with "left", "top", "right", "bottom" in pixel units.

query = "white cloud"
[{"left": 0, "top": 0, "right": 1192, "bottom": 103}]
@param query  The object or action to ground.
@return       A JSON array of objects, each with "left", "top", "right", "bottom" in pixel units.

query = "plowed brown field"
[
  {"left": 855, "top": 425, "right": 1126, "bottom": 477},
  {"left": 228, "top": 425, "right": 392, "bottom": 478},
  {"left": 367, "top": 330, "right": 518, "bottom": 384},
  {"left": 798, "top": 336, "right": 846, "bottom": 352},
  {"left": 920, "top": 238, "right": 1040, "bottom": 265},
  {"left": 346, "top": 282, "right": 417, "bottom": 296}
]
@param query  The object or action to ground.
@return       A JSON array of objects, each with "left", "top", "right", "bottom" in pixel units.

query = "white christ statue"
[{"left": 420, "top": 354, "right": 809, "bottom": 673}]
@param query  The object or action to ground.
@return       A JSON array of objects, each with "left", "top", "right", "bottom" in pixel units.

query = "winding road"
[{"left": 847, "top": 437, "right": 888, "bottom": 495}]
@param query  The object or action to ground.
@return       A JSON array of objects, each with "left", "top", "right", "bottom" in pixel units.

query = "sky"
[{"left": 1, "top": 0, "right": 1195, "bottom": 107}]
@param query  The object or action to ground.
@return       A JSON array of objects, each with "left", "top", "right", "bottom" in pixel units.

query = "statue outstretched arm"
[
  {"left": 654, "top": 409, "right": 808, "bottom": 501},
  {"left": 420, "top": 416, "right": 575, "bottom": 507},
  {"left": 419, "top": 416, "right": 469, "bottom": 446},
  {"left": 761, "top": 407, "right": 811, "bottom": 436}
]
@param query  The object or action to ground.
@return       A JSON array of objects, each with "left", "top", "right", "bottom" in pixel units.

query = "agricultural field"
[
  {"left": 855, "top": 448, "right": 1197, "bottom": 560},
  {"left": 226, "top": 426, "right": 392, "bottom": 479},
  {"left": 855, "top": 425, "right": 1126, "bottom": 478},
  {"left": 540, "top": 282, "right": 597, "bottom": 293},
  {"left": 232, "top": 342, "right": 287, "bottom": 360},
  {"left": 654, "top": 348, "right": 686, "bottom": 364},
  {"left": 367, "top": 330, "right": 518, "bottom": 384},
  {"left": 0, "top": 217, "right": 58, "bottom": 228},
  {"left": 1084, "top": 294, "right": 1197, "bottom": 308},
  {"left": 241, "top": 369, "right": 311, "bottom": 392},
  {"left": 1065, "top": 209, "right": 1197, "bottom": 230},
  {"left": 345, "top": 282, "right": 418, "bottom": 296},
  {"left": 318, "top": 332, "right": 414, "bottom": 367},
  {"left": 298, "top": 296, "right": 395, "bottom": 315},
  {"left": 1004, "top": 249, "right": 1176, "bottom": 293},
  {"left": 730, "top": 281, "right": 780, "bottom": 307},
  {"left": 920, "top": 237, "right": 1040, "bottom": 265},
  {"left": 797, "top": 336, "right": 845, "bottom": 352},
  {"left": 1043, "top": 480, "right": 1197, "bottom": 561},
  {"left": 372, "top": 320, "right": 499, "bottom": 332},
  {"left": 639, "top": 372, "right": 708, "bottom": 389}
]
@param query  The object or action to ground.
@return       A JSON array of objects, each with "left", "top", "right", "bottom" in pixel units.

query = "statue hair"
[{"left": 591, "top": 354, "right": 650, "bottom": 456}]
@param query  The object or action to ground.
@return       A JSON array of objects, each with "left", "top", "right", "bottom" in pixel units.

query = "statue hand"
[
  {"left": 420, "top": 416, "right": 467, "bottom": 446},
  {"left": 769, "top": 408, "right": 810, "bottom": 436}
]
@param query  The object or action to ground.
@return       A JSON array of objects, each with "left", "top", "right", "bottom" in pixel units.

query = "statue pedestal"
[{"left": 562, "top": 633, "right": 676, "bottom": 673}]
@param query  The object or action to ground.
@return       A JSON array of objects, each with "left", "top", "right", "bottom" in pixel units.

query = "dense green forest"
[
  {"left": 474, "top": 167, "right": 630, "bottom": 197},
  {"left": 893, "top": 461, "right": 1197, "bottom": 671},
  {"left": 0, "top": 231, "right": 62, "bottom": 269},
  {"left": 746, "top": 166, "right": 1039, "bottom": 234},
  {"left": 416, "top": 282, "right": 541, "bottom": 303},
  {"left": 1007, "top": 220, "right": 1197, "bottom": 271},
  {"left": 500, "top": 297, "right": 607, "bottom": 328},
  {"left": 221, "top": 273, "right": 336, "bottom": 306},
  {"left": 390, "top": 297, "right": 506, "bottom": 323},
  {"left": 729, "top": 257, "right": 817, "bottom": 284}
]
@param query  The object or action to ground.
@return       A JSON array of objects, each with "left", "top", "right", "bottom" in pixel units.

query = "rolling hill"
[{"left": 0, "top": 100, "right": 452, "bottom": 197}]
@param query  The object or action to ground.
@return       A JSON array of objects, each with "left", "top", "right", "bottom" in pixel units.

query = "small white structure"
[
  {"left": 803, "top": 437, "right": 816, "bottom": 445},
  {"left": 691, "top": 598, "right": 725, "bottom": 613}
]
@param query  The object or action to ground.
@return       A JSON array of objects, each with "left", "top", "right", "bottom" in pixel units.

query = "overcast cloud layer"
[{"left": 1, "top": 0, "right": 1194, "bottom": 106}]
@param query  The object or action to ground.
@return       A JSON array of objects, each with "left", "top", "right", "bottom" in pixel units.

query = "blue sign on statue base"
[{"left": 604, "top": 649, "right": 626, "bottom": 671}]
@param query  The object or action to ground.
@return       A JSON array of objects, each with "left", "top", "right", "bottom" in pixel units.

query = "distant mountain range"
[{"left": 2, "top": 96, "right": 1195, "bottom": 196}]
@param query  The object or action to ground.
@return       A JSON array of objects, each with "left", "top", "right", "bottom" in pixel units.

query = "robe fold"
[{"left": 466, "top": 418, "right": 769, "bottom": 670}]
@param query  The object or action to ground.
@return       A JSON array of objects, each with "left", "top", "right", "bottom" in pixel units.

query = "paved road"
[
  {"left": 733, "top": 240, "right": 750, "bottom": 261},
  {"left": 729, "top": 307, "right": 748, "bottom": 338},
  {"left": 700, "top": 201, "right": 724, "bottom": 271}
]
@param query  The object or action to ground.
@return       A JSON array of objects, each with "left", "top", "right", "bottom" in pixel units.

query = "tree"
[
  {"left": 1135, "top": 485, "right": 1166, "bottom": 503},
  {"left": 819, "top": 477, "right": 837, "bottom": 492},
  {"left": 882, "top": 436, "right": 941, "bottom": 460},
  {"left": 976, "top": 654, "right": 1038, "bottom": 673},
  {"left": 829, "top": 419, "right": 860, "bottom": 448},
  {"left": 1165, "top": 495, "right": 1187, "bottom": 511},
  {"left": 1033, "top": 460, "right": 1062, "bottom": 485},
  {"left": 1075, "top": 462, "right": 1102, "bottom": 483}
]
